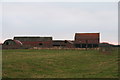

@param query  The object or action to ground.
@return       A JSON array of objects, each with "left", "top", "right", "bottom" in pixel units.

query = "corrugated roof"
[
  {"left": 14, "top": 40, "right": 23, "bottom": 45},
  {"left": 14, "top": 36, "right": 52, "bottom": 41},
  {"left": 75, "top": 33, "right": 99, "bottom": 39},
  {"left": 3, "top": 39, "right": 23, "bottom": 45},
  {"left": 75, "top": 33, "right": 99, "bottom": 36}
]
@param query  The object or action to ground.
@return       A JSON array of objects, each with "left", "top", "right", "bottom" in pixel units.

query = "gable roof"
[{"left": 75, "top": 33, "right": 99, "bottom": 39}]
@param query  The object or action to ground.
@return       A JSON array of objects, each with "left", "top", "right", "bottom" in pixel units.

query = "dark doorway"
[
  {"left": 93, "top": 44, "right": 98, "bottom": 48},
  {"left": 75, "top": 44, "right": 82, "bottom": 48},
  {"left": 6, "top": 42, "right": 9, "bottom": 45},
  {"left": 82, "top": 44, "right": 86, "bottom": 48},
  {"left": 87, "top": 44, "right": 92, "bottom": 48},
  {"left": 39, "top": 43, "right": 43, "bottom": 45}
]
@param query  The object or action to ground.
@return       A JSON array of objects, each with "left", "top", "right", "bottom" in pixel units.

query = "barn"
[
  {"left": 2, "top": 39, "right": 23, "bottom": 49},
  {"left": 74, "top": 33, "right": 100, "bottom": 48},
  {"left": 13, "top": 36, "right": 53, "bottom": 48}
]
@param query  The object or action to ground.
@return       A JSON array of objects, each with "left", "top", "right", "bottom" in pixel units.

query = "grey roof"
[{"left": 14, "top": 36, "right": 52, "bottom": 41}]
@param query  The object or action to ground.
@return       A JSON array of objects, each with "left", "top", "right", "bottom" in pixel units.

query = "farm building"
[
  {"left": 2, "top": 39, "right": 23, "bottom": 49},
  {"left": 74, "top": 33, "right": 100, "bottom": 48},
  {"left": 2, "top": 33, "right": 100, "bottom": 49},
  {"left": 14, "top": 36, "right": 53, "bottom": 48},
  {"left": 53, "top": 40, "right": 74, "bottom": 48}
]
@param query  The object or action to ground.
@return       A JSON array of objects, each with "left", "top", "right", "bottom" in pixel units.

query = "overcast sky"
[{"left": 1, "top": 2, "right": 118, "bottom": 44}]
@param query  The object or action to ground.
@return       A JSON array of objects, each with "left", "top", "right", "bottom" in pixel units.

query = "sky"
[{"left": 0, "top": 1, "right": 118, "bottom": 45}]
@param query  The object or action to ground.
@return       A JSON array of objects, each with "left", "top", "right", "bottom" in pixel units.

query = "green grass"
[{"left": 2, "top": 49, "right": 118, "bottom": 78}]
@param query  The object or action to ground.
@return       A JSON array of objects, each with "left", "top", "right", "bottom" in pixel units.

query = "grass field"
[{"left": 2, "top": 49, "right": 118, "bottom": 78}]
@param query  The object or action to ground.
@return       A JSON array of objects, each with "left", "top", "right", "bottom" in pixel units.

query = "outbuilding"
[
  {"left": 74, "top": 33, "right": 100, "bottom": 48},
  {"left": 2, "top": 39, "right": 22, "bottom": 49},
  {"left": 14, "top": 36, "right": 53, "bottom": 48}
]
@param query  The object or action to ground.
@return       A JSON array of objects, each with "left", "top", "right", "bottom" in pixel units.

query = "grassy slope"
[{"left": 2, "top": 49, "right": 118, "bottom": 78}]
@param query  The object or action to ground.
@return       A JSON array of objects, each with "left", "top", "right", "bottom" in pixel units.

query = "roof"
[
  {"left": 14, "top": 36, "right": 52, "bottom": 41},
  {"left": 3, "top": 39, "right": 22, "bottom": 45},
  {"left": 66, "top": 40, "right": 74, "bottom": 44},
  {"left": 53, "top": 40, "right": 74, "bottom": 45},
  {"left": 75, "top": 33, "right": 99, "bottom": 39},
  {"left": 53, "top": 40, "right": 65, "bottom": 42},
  {"left": 14, "top": 40, "right": 23, "bottom": 45},
  {"left": 75, "top": 33, "right": 99, "bottom": 36}
]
